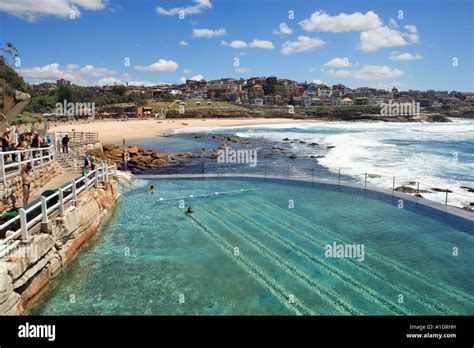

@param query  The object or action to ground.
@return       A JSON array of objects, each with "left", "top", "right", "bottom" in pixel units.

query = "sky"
[{"left": 0, "top": 0, "right": 472, "bottom": 91}]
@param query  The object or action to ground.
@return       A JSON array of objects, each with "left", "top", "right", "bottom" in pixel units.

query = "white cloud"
[
  {"left": 18, "top": 63, "right": 117, "bottom": 85},
  {"left": 407, "top": 33, "right": 420, "bottom": 43},
  {"left": 312, "top": 79, "right": 324, "bottom": 84},
  {"left": 273, "top": 22, "right": 293, "bottom": 35},
  {"left": 221, "top": 40, "right": 248, "bottom": 48},
  {"left": 79, "top": 64, "right": 116, "bottom": 77},
  {"left": 135, "top": 59, "right": 179, "bottom": 72},
  {"left": 328, "top": 65, "right": 404, "bottom": 80},
  {"left": 190, "top": 74, "right": 204, "bottom": 81},
  {"left": 156, "top": 0, "right": 212, "bottom": 16},
  {"left": 359, "top": 26, "right": 407, "bottom": 52},
  {"left": 97, "top": 77, "right": 123, "bottom": 86},
  {"left": 128, "top": 80, "right": 156, "bottom": 87},
  {"left": 182, "top": 69, "right": 192, "bottom": 74},
  {"left": 404, "top": 25, "right": 417, "bottom": 34},
  {"left": 323, "top": 57, "right": 352, "bottom": 68},
  {"left": 222, "top": 39, "right": 274, "bottom": 49},
  {"left": 0, "top": 0, "right": 106, "bottom": 22},
  {"left": 299, "top": 10, "right": 382, "bottom": 32},
  {"left": 281, "top": 36, "right": 325, "bottom": 55},
  {"left": 179, "top": 40, "right": 189, "bottom": 46},
  {"left": 308, "top": 67, "right": 318, "bottom": 72},
  {"left": 248, "top": 39, "right": 274, "bottom": 49},
  {"left": 179, "top": 77, "right": 187, "bottom": 84},
  {"left": 192, "top": 28, "right": 226, "bottom": 38},
  {"left": 389, "top": 52, "right": 422, "bottom": 61}
]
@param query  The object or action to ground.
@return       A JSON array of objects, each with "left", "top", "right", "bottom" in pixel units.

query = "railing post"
[
  {"left": 72, "top": 180, "right": 77, "bottom": 206},
  {"left": 0, "top": 153, "right": 6, "bottom": 186},
  {"left": 20, "top": 208, "right": 29, "bottom": 241},
  {"left": 41, "top": 196, "right": 48, "bottom": 223},
  {"left": 17, "top": 152, "right": 21, "bottom": 173},
  {"left": 392, "top": 176, "right": 395, "bottom": 192},
  {"left": 287, "top": 165, "right": 290, "bottom": 179},
  {"left": 30, "top": 149, "right": 34, "bottom": 169},
  {"left": 312, "top": 168, "right": 315, "bottom": 183},
  {"left": 58, "top": 188, "right": 64, "bottom": 216},
  {"left": 338, "top": 169, "right": 341, "bottom": 186},
  {"left": 94, "top": 168, "right": 99, "bottom": 188},
  {"left": 445, "top": 191, "right": 448, "bottom": 206},
  {"left": 364, "top": 173, "right": 368, "bottom": 189},
  {"left": 264, "top": 165, "right": 267, "bottom": 178},
  {"left": 104, "top": 162, "right": 109, "bottom": 182},
  {"left": 416, "top": 182, "right": 420, "bottom": 198}
]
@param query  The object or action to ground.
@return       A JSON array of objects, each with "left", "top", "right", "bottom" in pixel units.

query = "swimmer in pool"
[
  {"left": 185, "top": 207, "right": 193, "bottom": 215},
  {"left": 149, "top": 185, "right": 156, "bottom": 192}
]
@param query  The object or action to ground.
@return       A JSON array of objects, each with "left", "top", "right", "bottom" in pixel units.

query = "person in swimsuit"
[
  {"left": 185, "top": 207, "right": 193, "bottom": 215},
  {"left": 21, "top": 164, "right": 32, "bottom": 207}
]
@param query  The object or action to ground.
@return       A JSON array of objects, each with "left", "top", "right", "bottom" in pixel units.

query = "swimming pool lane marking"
[
  {"left": 155, "top": 188, "right": 261, "bottom": 203},
  {"left": 244, "top": 196, "right": 472, "bottom": 311},
  {"left": 243, "top": 197, "right": 462, "bottom": 314},
  {"left": 221, "top": 203, "right": 411, "bottom": 315},
  {"left": 237, "top": 198, "right": 452, "bottom": 315},
  {"left": 259, "top": 197, "right": 474, "bottom": 308},
  {"left": 201, "top": 205, "right": 360, "bottom": 315},
  {"left": 187, "top": 214, "right": 311, "bottom": 315}
]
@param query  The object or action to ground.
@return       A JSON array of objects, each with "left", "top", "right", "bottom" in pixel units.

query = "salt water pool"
[{"left": 30, "top": 177, "right": 474, "bottom": 315}]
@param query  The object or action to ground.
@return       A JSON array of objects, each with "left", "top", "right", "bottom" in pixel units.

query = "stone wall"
[
  {"left": 0, "top": 161, "right": 63, "bottom": 215},
  {"left": 0, "top": 180, "right": 119, "bottom": 315}
]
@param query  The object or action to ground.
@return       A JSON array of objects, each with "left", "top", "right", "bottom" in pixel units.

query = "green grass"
[
  {"left": 146, "top": 98, "right": 253, "bottom": 112},
  {"left": 9, "top": 112, "right": 50, "bottom": 125}
]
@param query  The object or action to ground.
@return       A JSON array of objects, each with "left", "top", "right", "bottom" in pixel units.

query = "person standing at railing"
[
  {"left": 21, "top": 164, "right": 32, "bottom": 208},
  {"left": 31, "top": 132, "right": 41, "bottom": 158},
  {"left": 62, "top": 134, "right": 70, "bottom": 153},
  {"left": 1, "top": 128, "right": 13, "bottom": 161}
]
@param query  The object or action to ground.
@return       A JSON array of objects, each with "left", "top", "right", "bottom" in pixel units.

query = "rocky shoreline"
[{"left": 0, "top": 180, "right": 120, "bottom": 315}]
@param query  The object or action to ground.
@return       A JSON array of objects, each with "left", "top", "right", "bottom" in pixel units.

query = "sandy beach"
[{"left": 49, "top": 118, "right": 321, "bottom": 143}]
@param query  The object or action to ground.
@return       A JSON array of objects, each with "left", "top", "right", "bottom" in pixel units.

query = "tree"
[
  {"left": 57, "top": 85, "right": 74, "bottom": 103},
  {"left": 0, "top": 42, "right": 28, "bottom": 93}
]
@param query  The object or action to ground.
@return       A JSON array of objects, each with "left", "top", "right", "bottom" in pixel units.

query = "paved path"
[{"left": 29, "top": 169, "right": 81, "bottom": 203}]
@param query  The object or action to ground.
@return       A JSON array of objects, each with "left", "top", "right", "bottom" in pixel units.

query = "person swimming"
[
  {"left": 149, "top": 185, "right": 156, "bottom": 192},
  {"left": 185, "top": 207, "right": 193, "bottom": 215}
]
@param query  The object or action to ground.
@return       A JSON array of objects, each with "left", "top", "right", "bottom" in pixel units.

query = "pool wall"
[{"left": 0, "top": 180, "right": 120, "bottom": 315}]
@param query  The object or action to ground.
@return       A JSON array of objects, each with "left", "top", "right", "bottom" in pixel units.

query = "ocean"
[{"left": 131, "top": 119, "right": 474, "bottom": 208}]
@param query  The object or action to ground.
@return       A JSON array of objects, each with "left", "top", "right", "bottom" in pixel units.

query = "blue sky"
[{"left": 1, "top": 0, "right": 472, "bottom": 91}]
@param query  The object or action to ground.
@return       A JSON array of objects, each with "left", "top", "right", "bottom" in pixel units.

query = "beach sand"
[{"left": 49, "top": 118, "right": 322, "bottom": 143}]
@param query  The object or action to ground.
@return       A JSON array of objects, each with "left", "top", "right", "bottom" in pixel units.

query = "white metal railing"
[
  {"left": 0, "top": 162, "right": 117, "bottom": 259},
  {"left": 0, "top": 145, "right": 55, "bottom": 184},
  {"left": 53, "top": 131, "right": 99, "bottom": 148}
]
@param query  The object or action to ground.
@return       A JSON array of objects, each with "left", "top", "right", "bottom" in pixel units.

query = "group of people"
[{"left": 1, "top": 127, "right": 51, "bottom": 162}]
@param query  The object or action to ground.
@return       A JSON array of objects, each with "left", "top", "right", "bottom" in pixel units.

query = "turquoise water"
[{"left": 31, "top": 177, "right": 474, "bottom": 315}]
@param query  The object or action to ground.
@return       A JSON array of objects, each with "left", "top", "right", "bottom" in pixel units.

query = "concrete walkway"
[{"left": 29, "top": 169, "right": 82, "bottom": 203}]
